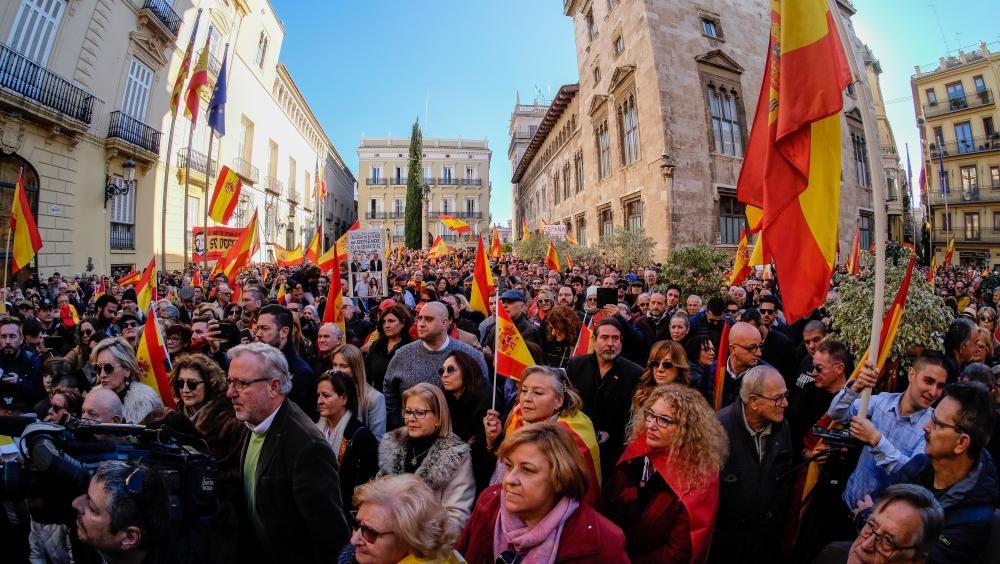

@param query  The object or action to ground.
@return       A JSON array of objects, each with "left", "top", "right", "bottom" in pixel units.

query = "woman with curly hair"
[
  {"left": 630, "top": 340, "right": 691, "bottom": 418},
  {"left": 605, "top": 383, "right": 728, "bottom": 563},
  {"left": 541, "top": 305, "right": 582, "bottom": 369}
]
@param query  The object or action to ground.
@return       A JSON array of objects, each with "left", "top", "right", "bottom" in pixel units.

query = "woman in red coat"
[
  {"left": 456, "top": 424, "right": 627, "bottom": 563},
  {"left": 605, "top": 383, "right": 728, "bottom": 563}
]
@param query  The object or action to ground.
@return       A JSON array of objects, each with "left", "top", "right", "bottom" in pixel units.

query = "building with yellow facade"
[{"left": 912, "top": 42, "right": 1000, "bottom": 267}]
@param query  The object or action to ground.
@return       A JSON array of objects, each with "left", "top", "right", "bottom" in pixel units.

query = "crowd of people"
[{"left": 0, "top": 252, "right": 999, "bottom": 563}]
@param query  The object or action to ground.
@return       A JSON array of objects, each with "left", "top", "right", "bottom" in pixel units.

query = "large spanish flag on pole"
[
  {"left": 136, "top": 304, "right": 174, "bottom": 409},
  {"left": 490, "top": 226, "right": 503, "bottom": 259},
  {"left": 726, "top": 228, "right": 751, "bottom": 286},
  {"left": 736, "top": 0, "right": 852, "bottom": 323},
  {"left": 322, "top": 246, "right": 346, "bottom": 335},
  {"left": 943, "top": 238, "right": 955, "bottom": 268},
  {"left": 183, "top": 35, "right": 211, "bottom": 125},
  {"left": 305, "top": 231, "right": 321, "bottom": 263},
  {"left": 426, "top": 236, "right": 450, "bottom": 260},
  {"left": 273, "top": 244, "right": 304, "bottom": 267},
  {"left": 208, "top": 166, "right": 243, "bottom": 224},
  {"left": 332, "top": 220, "right": 361, "bottom": 259},
  {"left": 9, "top": 169, "right": 42, "bottom": 274},
  {"left": 470, "top": 236, "right": 493, "bottom": 316},
  {"left": 213, "top": 210, "right": 260, "bottom": 280},
  {"left": 544, "top": 242, "right": 561, "bottom": 271},
  {"left": 495, "top": 303, "right": 535, "bottom": 380},
  {"left": 439, "top": 214, "right": 471, "bottom": 234},
  {"left": 134, "top": 257, "right": 157, "bottom": 313}
]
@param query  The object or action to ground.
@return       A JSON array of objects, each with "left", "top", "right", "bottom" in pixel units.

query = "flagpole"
[
  {"left": 491, "top": 280, "right": 500, "bottom": 411},
  {"left": 828, "top": 0, "right": 886, "bottom": 419},
  {"left": 203, "top": 127, "right": 216, "bottom": 275}
]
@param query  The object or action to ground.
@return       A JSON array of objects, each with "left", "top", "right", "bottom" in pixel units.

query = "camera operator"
[{"left": 72, "top": 460, "right": 171, "bottom": 564}]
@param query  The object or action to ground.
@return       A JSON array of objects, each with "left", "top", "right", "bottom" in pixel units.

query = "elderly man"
[
  {"left": 313, "top": 322, "right": 344, "bottom": 375},
  {"left": 81, "top": 387, "right": 125, "bottom": 424},
  {"left": 228, "top": 342, "right": 349, "bottom": 563},
  {"left": 686, "top": 295, "right": 703, "bottom": 316},
  {"left": 481, "top": 290, "right": 542, "bottom": 352},
  {"left": 383, "top": 301, "right": 487, "bottom": 429},
  {"left": 634, "top": 291, "right": 671, "bottom": 352},
  {"left": 712, "top": 365, "right": 792, "bottom": 564},
  {"left": 716, "top": 322, "right": 763, "bottom": 408}
]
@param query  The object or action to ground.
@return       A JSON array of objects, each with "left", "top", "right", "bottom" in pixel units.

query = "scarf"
[
  {"left": 317, "top": 410, "right": 353, "bottom": 464},
  {"left": 492, "top": 492, "right": 579, "bottom": 564}
]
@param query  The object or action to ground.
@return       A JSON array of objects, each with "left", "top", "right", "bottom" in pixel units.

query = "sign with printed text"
[
  {"left": 191, "top": 226, "right": 244, "bottom": 261},
  {"left": 347, "top": 229, "right": 387, "bottom": 299},
  {"left": 543, "top": 224, "right": 567, "bottom": 241}
]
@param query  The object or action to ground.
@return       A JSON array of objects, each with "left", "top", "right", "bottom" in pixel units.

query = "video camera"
[
  {"left": 811, "top": 425, "right": 865, "bottom": 451},
  {"left": 0, "top": 415, "right": 217, "bottom": 526}
]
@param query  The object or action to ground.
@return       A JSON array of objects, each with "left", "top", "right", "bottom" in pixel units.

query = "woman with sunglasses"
[
  {"left": 378, "top": 382, "right": 476, "bottom": 534},
  {"left": 44, "top": 385, "right": 82, "bottom": 424},
  {"left": 344, "top": 474, "right": 463, "bottom": 564},
  {"left": 440, "top": 349, "right": 499, "bottom": 492},
  {"left": 606, "top": 384, "right": 727, "bottom": 563},
  {"left": 332, "top": 344, "right": 386, "bottom": 440},
  {"left": 33, "top": 356, "right": 78, "bottom": 415},
  {"left": 456, "top": 424, "right": 628, "bottom": 563},
  {"left": 364, "top": 304, "right": 413, "bottom": 392},
  {"left": 169, "top": 353, "right": 246, "bottom": 480},
  {"left": 977, "top": 306, "right": 1000, "bottom": 350},
  {"left": 541, "top": 305, "right": 581, "bottom": 369},
  {"left": 316, "top": 370, "right": 378, "bottom": 511},
  {"left": 685, "top": 333, "right": 717, "bottom": 401},
  {"left": 164, "top": 323, "right": 192, "bottom": 360},
  {"left": 90, "top": 337, "right": 162, "bottom": 424},
  {"left": 64, "top": 319, "right": 104, "bottom": 390},
  {"left": 630, "top": 340, "right": 692, "bottom": 419},
  {"left": 532, "top": 289, "right": 555, "bottom": 322}
]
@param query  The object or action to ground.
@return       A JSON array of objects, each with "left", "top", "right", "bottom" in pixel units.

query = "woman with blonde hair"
[
  {"left": 90, "top": 336, "right": 162, "bottom": 424},
  {"left": 606, "top": 383, "right": 728, "bottom": 563},
  {"left": 631, "top": 340, "right": 691, "bottom": 417},
  {"left": 344, "top": 474, "right": 464, "bottom": 563},
  {"left": 377, "top": 382, "right": 475, "bottom": 533},
  {"left": 331, "top": 344, "right": 386, "bottom": 439}
]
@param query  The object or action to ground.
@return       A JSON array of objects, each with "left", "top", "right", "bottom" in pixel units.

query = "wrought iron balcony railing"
[
  {"left": 0, "top": 42, "right": 96, "bottom": 123},
  {"left": 929, "top": 134, "right": 1000, "bottom": 158},
  {"left": 141, "top": 0, "right": 181, "bottom": 37},
  {"left": 177, "top": 148, "right": 216, "bottom": 175},
  {"left": 264, "top": 175, "right": 283, "bottom": 195},
  {"left": 107, "top": 111, "right": 161, "bottom": 154},
  {"left": 923, "top": 89, "right": 994, "bottom": 118},
  {"left": 232, "top": 157, "right": 259, "bottom": 183}
]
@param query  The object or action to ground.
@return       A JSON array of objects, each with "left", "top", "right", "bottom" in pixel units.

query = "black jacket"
[
  {"left": 364, "top": 335, "right": 412, "bottom": 392},
  {"left": 239, "top": 400, "right": 350, "bottom": 563},
  {"left": 282, "top": 343, "right": 317, "bottom": 421},
  {"left": 337, "top": 417, "right": 379, "bottom": 512},
  {"left": 711, "top": 401, "right": 794, "bottom": 564},
  {"left": 0, "top": 347, "right": 43, "bottom": 406},
  {"left": 482, "top": 312, "right": 542, "bottom": 351}
]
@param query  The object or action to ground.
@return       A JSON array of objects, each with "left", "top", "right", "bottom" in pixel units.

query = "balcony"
[
  {"left": 438, "top": 176, "right": 457, "bottom": 185},
  {"left": 139, "top": 0, "right": 181, "bottom": 39},
  {"left": 365, "top": 211, "right": 387, "bottom": 219},
  {"left": 177, "top": 147, "right": 216, "bottom": 176},
  {"left": 389, "top": 211, "right": 406, "bottom": 219},
  {"left": 928, "top": 184, "right": 1000, "bottom": 205},
  {"left": 929, "top": 135, "right": 1000, "bottom": 159},
  {"left": 460, "top": 178, "right": 483, "bottom": 186},
  {"left": 390, "top": 177, "right": 407, "bottom": 185},
  {"left": 105, "top": 111, "right": 161, "bottom": 160},
  {"left": 288, "top": 189, "right": 300, "bottom": 204},
  {"left": 923, "top": 89, "right": 994, "bottom": 119},
  {"left": 0, "top": 42, "right": 96, "bottom": 128},
  {"left": 110, "top": 223, "right": 135, "bottom": 251},
  {"left": 366, "top": 178, "right": 388, "bottom": 186},
  {"left": 434, "top": 211, "right": 482, "bottom": 219},
  {"left": 231, "top": 157, "right": 258, "bottom": 184},
  {"left": 932, "top": 228, "right": 1000, "bottom": 244},
  {"left": 264, "top": 175, "right": 283, "bottom": 195},
  {"left": 441, "top": 234, "right": 459, "bottom": 242}
]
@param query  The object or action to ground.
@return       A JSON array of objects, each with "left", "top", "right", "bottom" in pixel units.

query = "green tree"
[
  {"left": 405, "top": 118, "right": 423, "bottom": 249},
  {"left": 598, "top": 228, "right": 657, "bottom": 272},
  {"left": 658, "top": 244, "right": 730, "bottom": 298},
  {"left": 512, "top": 236, "right": 600, "bottom": 268}
]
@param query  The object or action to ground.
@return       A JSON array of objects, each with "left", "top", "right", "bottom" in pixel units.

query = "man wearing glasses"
[
  {"left": 713, "top": 365, "right": 792, "bottom": 563},
  {"left": 716, "top": 322, "right": 764, "bottom": 408},
  {"left": 787, "top": 340, "right": 850, "bottom": 452},
  {"left": 827, "top": 351, "right": 948, "bottom": 525},
  {"left": 227, "top": 342, "right": 349, "bottom": 563}
]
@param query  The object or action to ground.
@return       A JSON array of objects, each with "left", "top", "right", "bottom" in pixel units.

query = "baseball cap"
[{"left": 500, "top": 290, "right": 526, "bottom": 302}]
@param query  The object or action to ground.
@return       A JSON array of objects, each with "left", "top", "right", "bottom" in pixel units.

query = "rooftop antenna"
[
  {"left": 533, "top": 84, "right": 542, "bottom": 104},
  {"left": 928, "top": 1, "right": 951, "bottom": 52}
]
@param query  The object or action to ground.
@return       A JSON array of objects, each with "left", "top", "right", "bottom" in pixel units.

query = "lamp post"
[{"left": 105, "top": 158, "right": 136, "bottom": 207}]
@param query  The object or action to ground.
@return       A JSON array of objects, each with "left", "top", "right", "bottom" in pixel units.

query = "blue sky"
[{"left": 272, "top": 0, "right": 1000, "bottom": 225}]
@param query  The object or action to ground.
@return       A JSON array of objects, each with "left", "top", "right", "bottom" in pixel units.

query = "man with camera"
[{"left": 0, "top": 315, "right": 44, "bottom": 410}]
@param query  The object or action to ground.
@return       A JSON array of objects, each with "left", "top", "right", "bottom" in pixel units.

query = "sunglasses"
[
  {"left": 92, "top": 362, "right": 121, "bottom": 374},
  {"left": 351, "top": 511, "right": 394, "bottom": 544},
  {"left": 437, "top": 365, "right": 458, "bottom": 376},
  {"left": 174, "top": 379, "right": 204, "bottom": 391},
  {"left": 647, "top": 360, "right": 675, "bottom": 370}
]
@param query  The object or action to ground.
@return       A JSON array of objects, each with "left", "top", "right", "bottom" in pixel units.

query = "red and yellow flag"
[
  {"left": 520, "top": 218, "right": 530, "bottom": 240},
  {"left": 169, "top": 15, "right": 200, "bottom": 118},
  {"left": 274, "top": 244, "right": 304, "bottom": 267},
  {"left": 59, "top": 304, "right": 79, "bottom": 328},
  {"left": 231, "top": 281, "right": 243, "bottom": 304},
  {"left": 943, "top": 238, "right": 955, "bottom": 268},
  {"left": 490, "top": 226, "right": 502, "bottom": 259},
  {"left": 93, "top": 279, "right": 106, "bottom": 302},
  {"left": 427, "top": 236, "right": 449, "bottom": 260},
  {"left": 9, "top": 169, "right": 42, "bottom": 274},
  {"left": 208, "top": 166, "right": 243, "bottom": 223},
  {"left": 573, "top": 310, "right": 607, "bottom": 356},
  {"left": 851, "top": 247, "right": 918, "bottom": 377},
  {"left": 212, "top": 210, "right": 260, "bottom": 280},
  {"left": 470, "top": 236, "right": 493, "bottom": 316},
  {"left": 565, "top": 232, "right": 578, "bottom": 245},
  {"left": 439, "top": 215, "right": 471, "bottom": 234},
  {"left": 322, "top": 247, "right": 345, "bottom": 335},
  {"left": 927, "top": 255, "right": 936, "bottom": 284},
  {"left": 276, "top": 281, "right": 286, "bottom": 305},
  {"left": 183, "top": 36, "right": 211, "bottom": 124},
  {"left": 727, "top": 228, "right": 751, "bottom": 286},
  {"left": 567, "top": 255, "right": 574, "bottom": 270},
  {"left": 305, "top": 231, "right": 321, "bottom": 263},
  {"left": 136, "top": 305, "right": 174, "bottom": 409},
  {"left": 713, "top": 322, "right": 732, "bottom": 411},
  {"left": 135, "top": 257, "right": 156, "bottom": 313},
  {"left": 736, "top": 0, "right": 851, "bottom": 323},
  {"left": 117, "top": 269, "right": 142, "bottom": 287},
  {"left": 845, "top": 223, "right": 861, "bottom": 275},
  {"left": 544, "top": 242, "right": 560, "bottom": 271},
  {"left": 495, "top": 302, "right": 535, "bottom": 380},
  {"left": 191, "top": 269, "right": 203, "bottom": 289}
]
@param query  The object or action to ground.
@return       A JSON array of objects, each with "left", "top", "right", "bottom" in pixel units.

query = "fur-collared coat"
[{"left": 378, "top": 428, "right": 476, "bottom": 534}]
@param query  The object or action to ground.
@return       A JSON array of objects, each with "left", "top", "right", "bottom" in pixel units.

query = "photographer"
[{"left": 71, "top": 461, "right": 171, "bottom": 564}]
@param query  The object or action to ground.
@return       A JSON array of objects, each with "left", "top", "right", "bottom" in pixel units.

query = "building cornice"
[{"left": 511, "top": 84, "right": 579, "bottom": 183}]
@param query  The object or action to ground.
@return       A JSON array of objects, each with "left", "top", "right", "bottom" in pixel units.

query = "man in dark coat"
[
  {"left": 229, "top": 343, "right": 349, "bottom": 563},
  {"left": 0, "top": 316, "right": 43, "bottom": 407},
  {"left": 481, "top": 290, "right": 542, "bottom": 351},
  {"left": 253, "top": 304, "right": 316, "bottom": 420},
  {"left": 566, "top": 317, "right": 643, "bottom": 473},
  {"left": 712, "top": 365, "right": 793, "bottom": 564}
]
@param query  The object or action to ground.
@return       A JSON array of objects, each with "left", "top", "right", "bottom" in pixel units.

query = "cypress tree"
[{"left": 405, "top": 118, "right": 424, "bottom": 248}]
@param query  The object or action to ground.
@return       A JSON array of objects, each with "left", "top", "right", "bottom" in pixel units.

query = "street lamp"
[{"left": 105, "top": 157, "right": 136, "bottom": 206}]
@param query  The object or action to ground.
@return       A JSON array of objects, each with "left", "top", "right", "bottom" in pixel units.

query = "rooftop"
[
  {"left": 359, "top": 137, "right": 489, "bottom": 150},
  {"left": 511, "top": 84, "right": 579, "bottom": 184}
]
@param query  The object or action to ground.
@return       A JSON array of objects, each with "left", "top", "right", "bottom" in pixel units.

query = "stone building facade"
[
  {"left": 511, "top": 0, "right": 883, "bottom": 260},
  {"left": 865, "top": 45, "right": 907, "bottom": 244}
]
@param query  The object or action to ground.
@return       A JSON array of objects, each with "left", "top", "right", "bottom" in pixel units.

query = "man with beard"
[
  {"left": 94, "top": 294, "right": 121, "bottom": 338},
  {"left": 566, "top": 317, "right": 643, "bottom": 473},
  {"left": 634, "top": 291, "right": 671, "bottom": 360},
  {"left": 253, "top": 304, "right": 315, "bottom": 419},
  {"left": 119, "top": 312, "right": 141, "bottom": 350},
  {"left": 0, "top": 316, "right": 43, "bottom": 408}
]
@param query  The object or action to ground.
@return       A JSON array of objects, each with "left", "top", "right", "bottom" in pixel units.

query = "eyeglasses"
[
  {"left": 759, "top": 308, "right": 776, "bottom": 315},
  {"left": 857, "top": 518, "right": 919, "bottom": 557},
  {"left": 811, "top": 362, "right": 842, "bottom": 373},
  {"left": 122, "top": 321, "right": 139, "bottom": 329},
  {"left": 225, "top": 377, "right": 270, "bottom": 392},
  {"left": 350, "top": 511, "right": 394, "bottom": 544},
  {"left": 750, "top": 392, "right": 789, "bottom": 406},
  {"left": 929, "top": 412, "right": 966, "bottom": 434},
  {"left": 81, "top": 330, "right": 94, "bottom": 337},
  {"left": 175, "top": 379, "right": 204, "bottom": 391},
  {"left": 92, "top": 362, "right": 121, "bottom": 374},
  {"left": 647, "top": 360, "right": 675, "bottom": 370},
  {"left": 980, "top": 316, "right": 996, "bottom": 323},
  {"left": 643, "top": 409, "right": 677, "bottom": 428},
  {"left": 48, "top": 403, "right": 66, "bottom": 413},
  {"left": 437, "top": 365, "right": 458, "bottom": 376},
  {"left": 403, "top": 408, "right": 432, "bottom": 420},
  {"left": 731, "top": 342, "right": 763, "bottom": 354}
]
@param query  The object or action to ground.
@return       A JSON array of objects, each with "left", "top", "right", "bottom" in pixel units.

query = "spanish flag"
[
  {"left": 520, "top": 218, "right": 530, "bottom": 240},
  {"left": 495, "top": 303, "right": 535, "bottom": 380},
  {"left": 566, "top": 232, "right": 578, "bottom": 245},
  {"left": 573, "top": 310, "right": 607, "bottom": 356},
  {"left": 191, "top": 269, "right": 203, "bottom": 289},
  {"left": 726, "top": 227, "right": 751, "bottom": 286},
  {"left": 736, "top": 0, "right": 852, "bottom": 323},
  {"left": 845, "top": 223, "right": 861, "bottom": 275},
  {"left": 276, "top": 282, "right": 286, "bottom": 305},
  {"left": 943, "top": 238, "right": 955, "bottom": 268},
  {"left": 9, "top": 168, "right": 42, "bottom": 274},
  {"left": 470, "top": 236, "right": 493, "bottom": 316},
  {"left": 183, "top": 35, "right": 211, "bottom": 124},
  {"left": 208, "top": 166, "right": 243, "bottom": 223},
  {"left": 427, "top": 236, "right": 449, "bottom": 260},
  {"left": 136, "top": 305, "right": 174, "bottom": 409},
  {"left": 439, "top": 215, "right": 471, "bottom": 234},
  {"left": 490, "top": 226, "right": 502, "bottom": 259},
  {"left": 306, "top": 231, "right": 321, "bottom": 263},
  {"left": 544, "top": 242, "right": 560, "bottom": 271},
  {"left": 93, "top": 278, "right": 106, "bottom": 301},
  {"left": 231, "top": 281, "right": 243, "bottom": 304},
  {"left": 567, "top": 255, "right": 574, "bottom": 270},
  {"left": 117, "top": 269, "right": 142, "bottom": 287},
  {"left": 849, "top": 246, "right": 917, "bottom": 378},
  {"left": 713, "top": 321, "right": 731, "bottom": 411},
  {"left": 213, "top": 210, "right": 260, "bottom": 280},
  {"left": 927, "top": 255, "right": 936, "bottom": 284},
  {"left": 322, "top": 247, "right": 345, "bottom": 335},
  {"left": 59, "top": 303, "right": 79, "bottom": 328},
  {"left": 169, "top": 12, "right": 200, "bottom": 118},
  {"left": 274, "top": 244, "right": 304, "bottom": 267},
  {"left": 135, "top": 258, "right": 156, "bottom": 313}
]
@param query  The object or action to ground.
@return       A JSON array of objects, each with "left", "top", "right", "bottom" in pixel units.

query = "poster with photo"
[{"left": 347, "top": 229, "right": 387, "bottom": 298}]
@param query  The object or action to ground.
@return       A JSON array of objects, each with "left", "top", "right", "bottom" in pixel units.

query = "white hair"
[{"left": 227, "top": 342, "right": 292, "bottom": 394}]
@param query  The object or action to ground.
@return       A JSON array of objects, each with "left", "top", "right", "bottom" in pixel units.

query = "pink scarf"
[{"left": 492, "top": 492, "right": 580, "bottom": 564}]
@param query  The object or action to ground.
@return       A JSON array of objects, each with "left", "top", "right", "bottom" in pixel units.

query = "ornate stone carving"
[{"left": 0, "top": 115, "right": 26, "bottom": 155}]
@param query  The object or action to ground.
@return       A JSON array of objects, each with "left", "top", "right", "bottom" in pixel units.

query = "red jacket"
[{"left": 455, "top": 485, "right": 628, "bottom": 564}]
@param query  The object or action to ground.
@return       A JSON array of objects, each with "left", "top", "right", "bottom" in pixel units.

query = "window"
[
  {"left": 941, "top": 212, "right": 952, "bottom": 232},
  {"left": 960, "top": 165, "right": 978, "bottom": 193},
  {"left": 850, "top": 129, "right": 870, "bottom": 187},
  {"left": 304, "top": 171, "right": 311, "bottom": 202},
  {"left": 267, "top": 140, "right": 278, "bottom": 178},
  {"left": 718, "top": 192, "right": 744, "bottom": 245},
  {"left": 974, "top": 75, "right": 987, "bottom": 93},
  {"left": 186, "top": 196, "right": 199, "bottom": 253},
  {"left": 575, "top": 215, "right": 587, "bottom": 246},
  {"left": 441, "top": 199, "right": 452, "bottom": 214},
  {"left": 596, "top": 120, "right": 611, "bottom": 179},
  {"left": 7, "top": 0, "right": 65, "bottom": 65},
  {"left": 255, "top": 32, "right": 269, "bottom": 68},
  {"left": 707, "top": 87, "right": 743, "bottom": 156},
  {"left": 614, "top": 34, "right": 624, "bottom": 55},
  {"left": 702, "top": 18, "right": 720, "bottom": 38},
  {"left": 288, "top": 157, "right": 297, "bottom": 197},
  {"left": 108, "top": 175, "right": 135, "bottom": 251},
  {"left": 993, "top": 212, "right": 1000, "bottom": 232},
  {"left": 619, "top": 93, "right": 640, "bottom": 165},
  {"left": 586, "top": 9, "right": 597, "bottom": 40},
  {"left": 465, "top": 198, "right": 476, "bottom": 215},
  {"left": 563, "top": 164, "right": 571, "bottom": 200},
  {"left": 885, "top": 170, "right": 897, "bottom": 201},
  {"left": 441, "top": 166, "right": 453, "bottom": 183},
  {"left": 237, "top": 116, "right": 253, "bottom": 162},
  {"left": 575, "top": 153, "right": 584, "bottom": 193},
  {"left": 368, "top": 199, "right": 377, "bottom": 215},
  {"left": 393, "top": 199, "right": 404, "bottom": 214},
  {"left": 624, "top": 199, "right": 643, "bottom": 232},
  {"left": 991, "top": 166, "right": 1000, "bottom": 189},
  {"left": 553, "top": 172, "right": 561, "bottom": 204},
  {"left": 370, "top": 166, "right": 381, "bottom": 183},
  {"left": 946, "top": 81, "right": 966, "bottom": 110},
  {"left": 465, "top": 166, "right": 476, "bottom": 181},
  {"left": 599, "top": 207, "right": 613, "bottom": 241},
  {"left": 859, "top": 211, "right": 874, "bottom": 250},
  {"left": 932, "top": 126, "right": 944, "bottom": 146},
  {"left": 593, "top": 66, "right": 601, "bottom": 84},
  {"left": 955, "top": 122, "right": 974, "bottom": 154},
  {"left": 925, "top": 88, "right": 938, "bottom": 106},
  {"left": 394, "top": 166, "right": 406, "bottom": 184},
  {"left": 965, "top": 213, "right": 980, "bottom": 240},
  {"left": 121, "top": 58, "right": 153, "bottom": 120}
]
